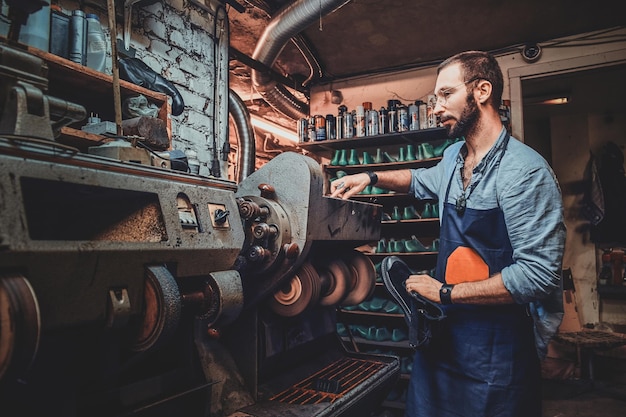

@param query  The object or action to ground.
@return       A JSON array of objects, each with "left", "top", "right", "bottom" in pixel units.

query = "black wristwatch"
[
  {"left": 366, "top": 171, "right": 378, "bottom": 186},
  {"left": 439, "top": 284, "right": 454, "bottom": 305}
]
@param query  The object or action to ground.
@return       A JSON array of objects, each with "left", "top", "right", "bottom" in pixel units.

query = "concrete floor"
[{"left": 542, "top": 377, "right": 626, "bottom": 417}]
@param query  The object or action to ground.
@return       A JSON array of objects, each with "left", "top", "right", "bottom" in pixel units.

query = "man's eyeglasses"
[{"left": 435, "top": 77, "right": 480, "bottom": 106}]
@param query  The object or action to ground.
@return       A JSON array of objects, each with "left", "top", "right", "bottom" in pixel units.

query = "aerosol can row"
[{"left": 298, "top": 97, "right": 438, "bottom": 143}]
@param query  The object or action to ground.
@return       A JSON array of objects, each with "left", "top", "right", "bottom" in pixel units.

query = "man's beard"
[{"left": 444, "top": 94, "right": 480, "bottom": 139}]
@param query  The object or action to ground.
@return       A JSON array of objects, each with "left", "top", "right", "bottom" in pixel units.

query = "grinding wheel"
[
  {"left": 268, "top": 262, "right": 320, "bottom": 317},
  {"left": 0, "top": 274, "right": 40, "bottom": 381},
  {"left": 130, "top": 265, "right": 181, "bottom": 352},
  {"left": 341, "top": 251, "right": 376, "bottom": 306},
  {"left": 318, "top": 258, "right": 350, "bottom": 306}
]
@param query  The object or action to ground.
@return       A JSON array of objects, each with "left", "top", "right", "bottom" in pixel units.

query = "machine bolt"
[
  {"left": 247, "top": 245, "right": 270, "bottom": 262},
  {"left": 253, "top": 223, "right": 278, "bottom": 240},
  {"left": 282, "top": 242, "right": 300, "bottom": 259}
]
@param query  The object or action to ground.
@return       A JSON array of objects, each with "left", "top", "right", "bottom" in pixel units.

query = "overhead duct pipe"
[
  {"left": 228, "top": 89, "right": 256, "bottom": 182},
  {"left": 252, "top": 0, "right": 350, "bottom": 120}
]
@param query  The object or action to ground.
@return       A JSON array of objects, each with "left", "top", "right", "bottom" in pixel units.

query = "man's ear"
[{"left": 475, "top": 80, "right": 492, "bottom": 104}]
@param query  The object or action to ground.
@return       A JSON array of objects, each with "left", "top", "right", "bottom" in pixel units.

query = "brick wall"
[{"left": 57, "top": 0, "right": 230, "bottom": 178}]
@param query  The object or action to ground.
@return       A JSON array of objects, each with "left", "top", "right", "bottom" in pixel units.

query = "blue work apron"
[{"left": 405, "top": 135, "right": 542, "bottom": 417}]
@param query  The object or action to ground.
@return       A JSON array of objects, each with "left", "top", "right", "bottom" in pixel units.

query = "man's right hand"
[{"left": 329, "top": 173, "right": 370, "bottom": 199}]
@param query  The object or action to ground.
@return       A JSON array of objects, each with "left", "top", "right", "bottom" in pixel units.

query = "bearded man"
[{"left": 331, "top": 51, "right": 566, "bottom": 417}]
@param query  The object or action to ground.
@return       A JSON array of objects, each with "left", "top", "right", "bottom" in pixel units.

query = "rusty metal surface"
[
  {"left": 270, "top": 357, "right": 387, "bottom": 404},
  {"left": 0, "top": 137, "right": 245, "bottom": 330},
  {"left": 555, "top": 330, "right": 626, "bottom": 349}
]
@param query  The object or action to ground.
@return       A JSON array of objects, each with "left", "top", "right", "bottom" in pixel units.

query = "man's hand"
[
  {"left": 329, "top": 173, "right": 370, "bottom": 199},
  {"left": 405, "top": 272, "right": 443, "bottom": 304}
]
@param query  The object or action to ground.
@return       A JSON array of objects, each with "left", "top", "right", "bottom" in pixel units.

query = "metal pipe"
[
  {"left": 228, "top": 89, "right": 256, "bottom": 182},
  {"left": 252, "top": 0, "right": 350, "bottom": 120}
]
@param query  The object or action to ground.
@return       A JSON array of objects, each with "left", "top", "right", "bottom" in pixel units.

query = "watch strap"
[
  {"left": 366, "top": 171, "right": 378, "bottom": 186},
  {"left": 439, "top": 283, "right": 454, "bottom": 305}
]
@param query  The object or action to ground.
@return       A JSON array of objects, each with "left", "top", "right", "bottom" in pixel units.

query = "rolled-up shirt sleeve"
[{"left": 500, "top": 166, "right": 566, "bottom": 304}]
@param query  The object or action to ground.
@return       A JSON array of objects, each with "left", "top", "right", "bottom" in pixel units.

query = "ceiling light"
[
  {"left": 250, "top": 115, "right": 298, "bottom": 142},
  {"left": 539, "top": 97, "right": 569, "bottom": 105},
  {"left": 525, "top": 93, "right": 570, "bottom": 106}
]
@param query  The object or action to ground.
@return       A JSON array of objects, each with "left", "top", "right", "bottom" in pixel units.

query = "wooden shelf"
[
  {"left": 339, "top": 309, "right": 404, "bottom": 320},
  {"left": 366, "top": 251, "right": 439, "bottom": 257},
  {"left": 27, "top": 47, "right": 172, "bottom": 150},
  {"left": 381, "top": 218, "right": 439, "bottom": 225},
  {"left": 340, "top": 336, "right": 412, "bottom": 349},
  {"left": 298, "top": 127, "right": 448, "bottom": 152},
  {"left": 326, "top": 156, "right": 442, "bottom": 171}
]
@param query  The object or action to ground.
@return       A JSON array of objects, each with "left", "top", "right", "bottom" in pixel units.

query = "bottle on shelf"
[
  {"left": 86, "top": 13, "right": 107, "bottom": 72},
  {"left": 18, "top": 2, "right": 51, "bottom": 51},
  {"left": 69, "top": 10, "right": 87, "bottom": 65}
]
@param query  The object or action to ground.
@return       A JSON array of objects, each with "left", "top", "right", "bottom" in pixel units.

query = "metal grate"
[{"left": 270, "top": 357, "right": 386, "bottom": 405}]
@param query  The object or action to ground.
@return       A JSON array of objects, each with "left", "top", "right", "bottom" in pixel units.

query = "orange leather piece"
[{"left": 445, "top": 246, "right": 489, "bottom": 284}]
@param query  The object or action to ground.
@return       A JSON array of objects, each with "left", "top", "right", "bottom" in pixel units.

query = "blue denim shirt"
[{"left": 409, "top": 128, "right": 566, "bottom": 358}]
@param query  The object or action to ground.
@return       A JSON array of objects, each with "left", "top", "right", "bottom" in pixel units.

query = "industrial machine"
[{"left": 0, "top": 2, "right": 398, "bottom": 416}]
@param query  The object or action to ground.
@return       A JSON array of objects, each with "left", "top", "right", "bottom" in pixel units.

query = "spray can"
[
  {"left": 409, "top": 102, "right": 419, "bottom": 130},
  {"left": 298, "top": 118, "right": 308, "bottom": 142},
  {"left": 314, "top": 115, "right": 326, "bottom": 141},
  {"left": 69, "top": 10, "right": 87, "bottom": 65},
  {"left": 417, "top": 100, "right": 428, "bottom": 130},
  {"left": 336, "top": 106, "right": 346, "bottom": 139},
  {"left": 344, "top": 110, "right": 354, "bottom": 138},
  {"left": 387, "top": 100, "right": 398, "bottom": 133},
  {"left": 355, "top": 105, "right": 366, "bottom": 137},
  {"left": 308, "top": 116, "right": 316, "bottom": 142},
  {"left": 398, "top": 104, "right": 409, "bottom": 132},
  {"left": 427, "top": 94, "right": 438, "bottom": 128},
  {"left": 325, "top": 114, "right": 336, "bottom": 140},
  {"left": 367, "top": 107, "right": 379, "bottom": 136},
  {"left": 378, "top": 107, "right": 388, "bottom": 135}
]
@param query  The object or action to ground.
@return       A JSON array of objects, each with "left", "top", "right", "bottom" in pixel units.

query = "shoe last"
[
  {"left": 421, "top": 142, "right": 435, "bottom": 159},
  {"left": 431, "top": 202, "right": 439, "bottom": 218},
  {"left": 353, "top": 325, "right": 369, "bottom": 338},
  {"left": 387, "top": 238, "right": 396, "bottom": 253},
  {"left": 373, "top": 148, "right": 383, "bottom": 164},
  {"left": 422, "top": 202, "right": 434, "bottom": 218},
  {"left": 433, "top": 138, "right": 453, "bottom": 157},
  {"left": 429, "top": 238, "right": 440, "bottom": 252},
  {"left": 406, "top": 144, "right": 417, "bottom": 161},
  {"left": 330, "top": 150, "right": 341, "bottom": 165},
  {"left": 371, "top": 186, "right": 387, "bottom": 194},
  {"left": 369, "top": 297, "right": 386, "bottom": 311},
  {"left": 362, "top": 151, "right": 374, "bottom": 165},
  {"left": 357, "top": 300, "right": 370, "bottom": 311},
  {"left": 348, "top": 149, "right": 360, "bottom": 165},
  {"left": 417, "top": 143, "right": 425, "bottom": 160},
  {"left": 391, "top": 206, "right": 402, "bottom": 221},
  {"left": 394, "top": 239, "right": 406, "bottom": 253},
  {"left": 391, "top": 328, "right": 408, "bottom": 342},
  {"left": 375, "top": 327, "right": 392, "bottom": 341},
  {"left": 382, "top": 300, "right": 401, "bottom": 314},
  {"left": 404, "top": 235, "right": 428, "bottom": 252},
  {"left": 376, "top": 238, "right": 387, "bottom": 253},
  {"left": 383, "top": 151, "right": 397, "bottom": 163},
  {"left": 337, "top": 149, "right": 348, "bottom": 166},
  {"left": 402, "top": 205, "right": 421, "bottom": 220},
  {"left": 398, "top": 147, "right": 406, "bottom": 162}
]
